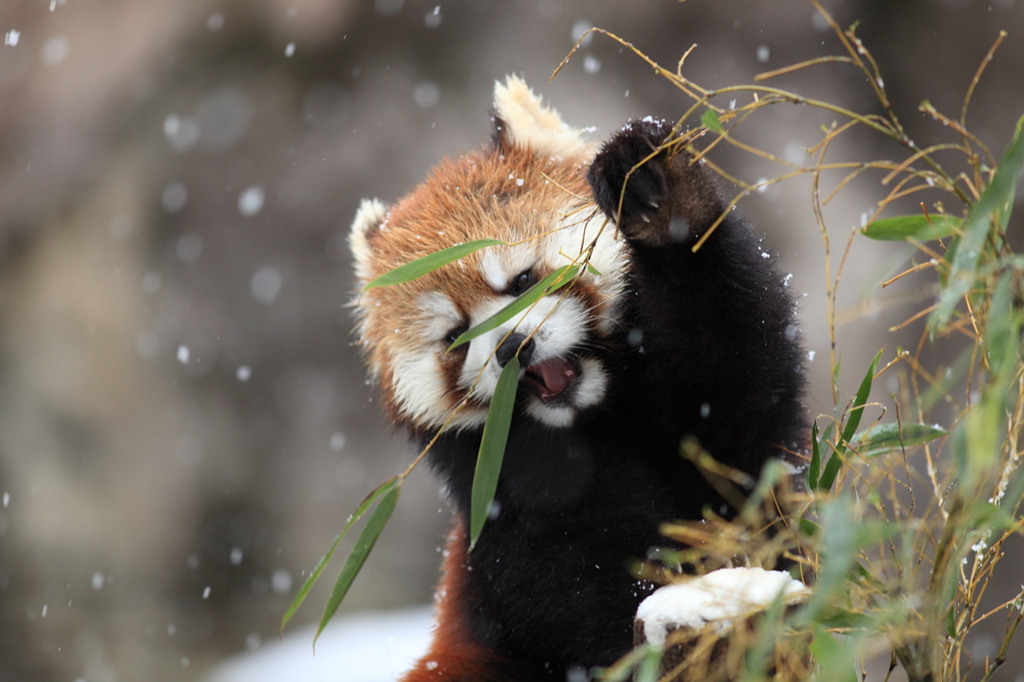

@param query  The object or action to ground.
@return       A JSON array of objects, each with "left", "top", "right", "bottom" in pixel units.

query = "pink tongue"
[{"left": 530, "top": 357, "right": 574, "bottom": 396}]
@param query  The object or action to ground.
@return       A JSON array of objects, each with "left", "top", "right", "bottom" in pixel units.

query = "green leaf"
[
  {"left": 932, "top": 114, "right": 1024, "bottom": 330},
  {"left": 701, "top": 108, "right": 724, "bottom": 133},
  {"left": 945, "top": 603, "right": 957, "bottom": 638},
  {"left": 363, "top": 239, "right": 505, "bottom": 290},
  {"left": 817, "top": 443, "right": 843, "bottom": 492},
  {"left": 634, "top": 644, "right": 665, "bottom": 682},
  {"left": 586, "top": 262, "right": 603, "bottom": 277},
  {"left": 831, "top": 357, "right": 842, "bottom": 417},
  {"left": 469, "top": 355, "right": 520, "bottom": 550},
  {"left": 817, "top": 606, "right": 877, "bottom": 632},
  {"left": 984, "top": 272, "right": 1022, "bottom": 383},
  {"left": 841, "top": 349, "right": 883, "bottom": 449},
  {"left": 818, "top": 352, "right": 880, "bottom": 491},
  {"left": 592, "top": 644, "right": 651, "bottom": 682},
  {"left": 314, "top": 483, "right": 401, "bottom": 646},
  {"left": 953, "top": 274, "right": 1019, "bottom": 490},
  {"left": 861, "top": 214, "right": 962, "bottom": 241},
  {"left": 850, "top": 560, "right": 885, "bottom": 590},
  {"left": 811, "top": 421, "right": 836, "bottom": 492},
  {"left": 450, "top": 265, "right": 580, "bottom": 350},
  {"left": 798, "top": 518, "right": 821, "bottom": 538},
  {"left": 851, "top": 422, "right": 947, "bottom": 457},
  {"left": 280, "top": 476, "right": 400, "bottom": 634},
  {"left": 853, "top": 519, "right": 900, "bottom": 547},
  {"left": 808, "top": 421, "right": 821, "bottom": 490},
  {"left": 807, "top": 498, "right": 859, "bottom": 610},
  {"left": 741, "top": 597, "right": 789, "bottom": 682},
  {"left": 810, "top": 625, "right": 858, "bottom": 682}
]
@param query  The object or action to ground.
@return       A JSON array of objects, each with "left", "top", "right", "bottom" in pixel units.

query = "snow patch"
[
  {"left": 636, "top": 567, "right": 809, "bottom": 646},
  {"left": 202, "top": 607, "right": 432, "bottom": 682}
]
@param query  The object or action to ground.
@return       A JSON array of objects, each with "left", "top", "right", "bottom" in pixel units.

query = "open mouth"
[{"left": 522, "top": 355, "right": 580, "bottom": 403}]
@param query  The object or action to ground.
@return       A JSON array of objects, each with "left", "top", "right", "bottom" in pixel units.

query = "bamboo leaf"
[
  {"left": 861, "top": 214, "right": 962, "bottom": 241},
  {"left": 841, "top": 349, "right": 883, "bottom": 449},
  {"left": 798, "top": 518, "right": 821, "bottom": 538},
  {"left": 817, "top": 442, "right": 843, "bottom": 492},
  {"left": 701, "top": 108, "right": 724, "bottom": 133},
  {"left": 363, "top": 239, "right": 505, "bottom": 290},
  {"left": 593, "top": 645, "right": 650, "bottom": 682},
  {"left": 634, "top": 644, "right": 665, "bottom": 682},
  {"left": 469, "top": 356, "right": 520, "bottom": 550},
  {"left": 853, "top": 519, "right": 900, "bottom": 547},
  {"left": 280, "top": 476, "right": 400, "bottom": 633},
  {"left": 851, "top": 422, "right": 947, "bottom": 457},
  {"left": 810, "top": 625, "right": 858, "bottom": 682},
  {"left": 314, "top": 483, "right": 402, "bottom": 646},
  {"left": 984, "top": 272, "right": 1021, "bottom": 382},
  {"left": 851, "top": 561, "right": 886, "bottom": 590},
  {"left": 808, "top": 421, "right": 821, "bottom": 490},
  {"left": 450, "top": 265, "right": 579, "bottom": 350},
  {"left": 811, "top": 499, "right": 859, "bottom": 606},
  {"left": 817, "top": 606, "right": 877, "bottom": 631},
  {"left": 819, "top": 352, "right": 879, "bottom": 491},
  {"left": 831, "top": 357, "right": 842, "bottom": 417},
  {"left": 932, "top": 114, "right": 1024, "bottom": 330},
  {"left": 955, "top": 274, "right": 1019, "bottom": 489}
]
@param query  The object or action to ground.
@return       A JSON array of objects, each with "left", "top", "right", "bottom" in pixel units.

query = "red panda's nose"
[{"left": 495, "top": 333, "right": 535, "bottom": 367}]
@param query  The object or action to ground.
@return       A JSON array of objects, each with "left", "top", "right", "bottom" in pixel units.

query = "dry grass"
[{"left": 559, "top": 3, "right": 1024, "bottom": 681}]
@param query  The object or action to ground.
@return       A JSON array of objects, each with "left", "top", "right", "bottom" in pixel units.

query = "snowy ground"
[{"left": 202, "top": 607, "right": 433, "bottom": 682}]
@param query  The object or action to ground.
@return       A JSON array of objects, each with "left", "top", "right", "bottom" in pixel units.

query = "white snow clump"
[{"left": 636, "top": 567, "right": 810, "bottom": 646}]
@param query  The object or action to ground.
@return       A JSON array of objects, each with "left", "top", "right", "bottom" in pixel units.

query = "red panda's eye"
[
  {"left": 511, "top": 270, "right": 534, "bottom": 295},
  {"left": 445, "top": 325, "right": 468, "bottom": 346}
]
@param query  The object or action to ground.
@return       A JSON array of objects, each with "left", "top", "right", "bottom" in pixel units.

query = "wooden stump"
[{"left": 632, "top": 568, "right": 812, "bottom": 682}]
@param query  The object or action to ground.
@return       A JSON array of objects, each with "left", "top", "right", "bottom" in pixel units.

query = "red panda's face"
[{"left": 350, "top": 77, "right": 628, "bottom": 433}]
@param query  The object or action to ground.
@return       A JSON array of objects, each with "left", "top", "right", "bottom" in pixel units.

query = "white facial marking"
[
  {"left": 390, "top": 348, "right": 486, "bottom": 431},
  {"left": 479, "top": 244, "right": 535, "bottom": 293},
  {"left": 416, "top": 291, "right": 462, "bottom": 341},
  {"left": 550, "top": 207, "right": 628, "bottom": 335},
  {"left": 523, "top": 357, "right": 607, "bottom": 427},
  {"left": 391, "top": 350, "right": 448, "bottom": 424},
  {"left": 460, "top": 294, "right": 588, "bottom": 400}
]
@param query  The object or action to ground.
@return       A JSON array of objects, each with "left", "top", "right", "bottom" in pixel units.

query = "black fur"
[{"left": 422, "top": 120, "right": 805, "bottom": 680}]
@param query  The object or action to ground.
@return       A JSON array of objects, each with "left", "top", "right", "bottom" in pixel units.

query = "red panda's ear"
[
  {"left": 491, "top": 75, "right": 592, "bottom": 158},
  {"left": 349, "top": 198, "right": 389, "bottom": 283}
]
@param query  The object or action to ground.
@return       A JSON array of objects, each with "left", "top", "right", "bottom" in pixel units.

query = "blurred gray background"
[{"left": 1, "top": 0, "right": 1022, "bottom": 680}]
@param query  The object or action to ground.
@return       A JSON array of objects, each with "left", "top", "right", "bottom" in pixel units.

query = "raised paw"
[
  {"left": 587, "top": 117, "right": 674, "bottom": 237},
  {"left": 588, "top": 118, "right": 729, "bottom": 248}
]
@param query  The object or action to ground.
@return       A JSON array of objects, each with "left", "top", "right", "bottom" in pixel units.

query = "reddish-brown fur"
[
  {"left": 400, "top": 522, "right": 510, "bottom": 682},
  {"left": 355, "top": 142, "right": 597, "bottom": 432},
  {"left": 352, "top": 87, "right": 807, "bottom": 680}
]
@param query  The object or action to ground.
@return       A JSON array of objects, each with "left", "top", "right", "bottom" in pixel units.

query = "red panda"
[{"left": 349, "top": 76, "right": 805, "bottom": 681}]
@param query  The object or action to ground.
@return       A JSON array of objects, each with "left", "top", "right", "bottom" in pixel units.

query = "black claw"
[{"left": 587, "top": 118, "right": 673, "bottom": 225}]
